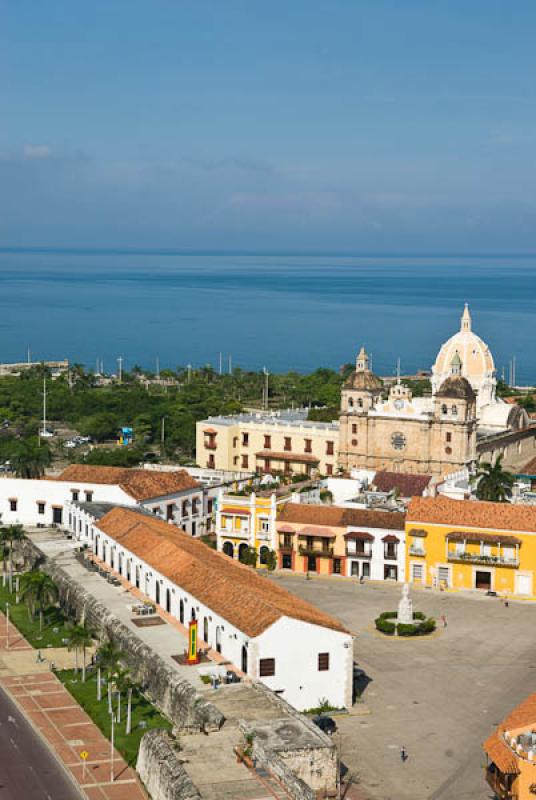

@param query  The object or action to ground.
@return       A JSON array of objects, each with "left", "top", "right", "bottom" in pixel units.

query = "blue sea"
[{"left": 0, "top": 248, "right": 535, "bottom": 383}]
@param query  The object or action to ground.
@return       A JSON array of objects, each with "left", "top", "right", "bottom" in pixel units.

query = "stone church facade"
[{"left": 338, "top": 306, "right": 531, "bottom": 477}]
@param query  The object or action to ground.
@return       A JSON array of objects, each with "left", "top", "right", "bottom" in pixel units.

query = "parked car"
[
  {"left": 64, "top": 440, "right": 77, "bottom": 449},
  {"left": 312, "top": 716, "right": 337, "bottom": 735},
  {"left": 40, "top": 428, "right": 55, "bottom": 438}
]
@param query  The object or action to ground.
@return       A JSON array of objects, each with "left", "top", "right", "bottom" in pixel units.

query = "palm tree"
[
  {"left": 67, "top": 624, "right": 93, "bottom": 682},
  {"left": 12, "top": 440, "right": 50, "bottom": 479},
  {"left": 19, "top": 571, "right": 58, "bottom": 633},
  {"left": 0, "top": 525, "right": 25, "bottom": 593},
  {"left": 96, "top": 638, "right": 122, "bottom": 710},
  {"left": 111, "top": 665, "right": 131, "bottom": 725},
  {"left": 473, "top": 456, "right": 515, "bottom": 502}
]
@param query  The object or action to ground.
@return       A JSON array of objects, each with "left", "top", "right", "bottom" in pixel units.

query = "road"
[{"left": 0, "top": 685, "right": 83, "bottom": 800}]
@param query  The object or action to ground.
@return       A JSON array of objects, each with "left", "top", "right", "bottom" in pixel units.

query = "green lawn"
[
  {"left": 58, "top": 669, "right": 173, "bottom": 765},
  {"left": 0, "top": 580, "right": 71, "bottom": 648}
]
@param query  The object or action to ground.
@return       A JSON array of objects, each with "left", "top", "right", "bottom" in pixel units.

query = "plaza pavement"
[{"left": 270, "top": 573, "right": 536, "bottom": 800}]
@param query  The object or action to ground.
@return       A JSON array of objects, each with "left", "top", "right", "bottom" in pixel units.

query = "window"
[
  {"left": 326, "top": 464, "right": 333, "bottom": 475},
  {"left": 192, "top": 498, "right": 199, "bottom": 515},
  {"left": 348, "top": 398, "right": 354, "bottom": 408},
  {"left": 441, "top": 404, "right": 448, "bottom": 415},
  {"left": 71, "top": 490, "right": 79, "bottom": 502},
  {"left": 259, "top": 658, "right": 276, "bottom": 677},
  {"left": 351, "top": 424, "right": 357, "bottom": 434},
  {"left": 233, "top": 456, "right": 239, "bottom": 465},
  {"left": 207, "top": 454, "right": 215, "bottom": 469},
  {"left": 283, "top": 533, "right": 293, "bottom": 548},
  {"left": 37, "top": 502, "right": 45, "bottom": 515},
  {"left": 207, "top": 499, "right": 213, "bottom": 514},
  {"left": 264, "top": 434, "right": 271, "bottom": 449},
  {"left": 351, "top": 439, "right": 358, "bottom": 446},
  {"left": 318, "top": 653, "right": 330, "bottom": 671},
  {"left": 260, "top": 519, "right": 270, "bottom": 533},
  {"left": 306, "top": 536, "right": 314, "bottom": 550},
  {"left": 233, "top": 436, "right": 238, "bottom": 448},
  {"left": 384, "top": 542, "right": 398, "bottom": 560},
  {"left": 304, "top": 438, "right": 312, "bottom": 453},
  {"left": 9, "top": 499, "right": 17, "bottom": 512},
  {"left": 241, "top": 454, "right": 248, "bottom": 469},
  {"left": 182, "top": 501, "right": 188, "bottom": 517},
  {"left": 85, "top": 491, "right": 93, "bottom": 502},
  {"left": 282, "top": 553, "right": 292, "bottom": 569},
  {"left": 446, "top": 432, "right": 452, "bottom": 443},
  {"left": 284, "top": 437, "right": 292, "bottom": 451},
  {"left": 452, "top": 405, "right": 458, "bottom": 416},
  {"left": 242, "top": 432, "right": 249, "bottom": 446},
  {"left": 326, "top": 441, "right": 334, "bottom": 455},
  {"left": 333, "top": 558, "right": 341, "bottom": 574}
]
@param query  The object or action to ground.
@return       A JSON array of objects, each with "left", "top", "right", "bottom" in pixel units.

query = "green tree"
[
  {"left": 473, "top": 456, "right": 515, "bottom": 502},
  {"left": 66, "top": 624, "right": 93, "bottom": 681},
  {"left": 0, "top": 524, "right": 25, "bottom": 592},
  {"left": 12, "top": 439, "right": 50, "bottom": 478},
  {"left": 97, "top": 638, "right": 122, "bottom": 710},
  {"left": 19, "top": 571, "right": 59, "bottom": 632}
]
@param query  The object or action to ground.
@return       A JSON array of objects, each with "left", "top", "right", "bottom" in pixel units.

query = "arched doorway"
[
  {"left": 126, "top": 560, "right": 131, "bottom": 582},
  {"left": 238, "top": 543, "right": 248, "bottom": 563},
  {"left": 155, "top": 581, "right": 161, "bottom": 606},
  {"left": 259, "top": 546, "right": 269, "bottom": 565},
  {"left": 118, "top": 552, "right": 123, "bottom": 575},
  {"left": 180, "top": 599, "right": 184, "bottom": 624},
  {"left": 166, "top": 589, "right": 171, "bottom": 613},
  {"left": 222, "top": 542, "right": 234, "bottom": 558},
  {"left": 203, "top": 617, "right": 209, "bottom": 643},
  {"left": 135, "top": 565, "right": 140, "bottom": 588},
  {"left": 241, "top": 645, "right": 248, "bottom": 674},
  {"left": 216, "top": 626, "right": 221, "bottom": 653}
]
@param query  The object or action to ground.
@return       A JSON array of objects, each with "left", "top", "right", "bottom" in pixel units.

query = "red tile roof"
[
  {"left": 519, "top": 456, "right": 536, "bottom": 475},
  {"left": 56, "top": 465, "right": 200, "bottom": 501},
  {"left": 372, "top": 471, "right": 432, "bottom": 497},
  {"left": 483, "top": 693, "right": 536, "bottom": 774},
  {"left": 408, "top": 496, "right": 536, "bottom": 534},
  {"left": 278, "top": 503, "right": 406, "bottom": 531},
  {"left": 344, "top": 531, "right": 374, "bottom": 541},
  {"left": 97, "top": 507, "right": 349, "bottom": 638}
]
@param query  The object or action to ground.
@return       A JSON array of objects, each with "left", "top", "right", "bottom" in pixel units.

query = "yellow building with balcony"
[
  {"left": 406, "top": 496, "right": 536, "bottom": 596},
  {"left": 215, "top": 490, "right": 289, "bottom": 565}
]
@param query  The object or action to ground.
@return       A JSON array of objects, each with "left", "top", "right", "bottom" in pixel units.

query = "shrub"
[
  {"left": 375, "top": 612, "right": 436, "bottom": 636},
  {"left": 375, "top": 616, "right": 396, "bottom": 635}
]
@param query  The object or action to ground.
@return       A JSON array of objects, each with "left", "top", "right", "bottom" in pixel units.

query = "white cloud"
[{"left": 23, "top": 144, "right": 51, "bottom": 160}]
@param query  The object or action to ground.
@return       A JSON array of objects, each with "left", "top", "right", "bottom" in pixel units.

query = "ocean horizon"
[{"left": 1, "top": 247, "right": 534, "bottom": 384}]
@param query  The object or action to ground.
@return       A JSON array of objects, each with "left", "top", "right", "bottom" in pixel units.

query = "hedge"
[{"left": 375, "top": 611, "right": 436, "bottom": 637}]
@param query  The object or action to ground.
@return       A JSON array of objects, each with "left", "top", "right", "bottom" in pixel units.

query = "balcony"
[
  {"left": 447, "top": 551, "right": 519, "bottom": 568},
  {"left": 486, "top": 767, "right": 516, "bottom": 800},
  {"left": 205, "top": 442, "right": 217, "bottom": 450},
  {"left": 346, "top": 548, "right": 372, "bottom": 559},
  {"left": 299, "top": 545, "right": 334, "bottom": 558},
  {"left": 409, "top": 545, "right": 426, "bottom": 557},
  {"left": 220, "top": 526, "right": 249, "bottom": 539}
]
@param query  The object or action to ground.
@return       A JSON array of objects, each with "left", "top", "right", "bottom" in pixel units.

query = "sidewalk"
[{"left": 0, "top": 611, "right": 148, "bottom": 800}]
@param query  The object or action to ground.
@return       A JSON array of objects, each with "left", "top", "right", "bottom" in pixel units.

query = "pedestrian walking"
[
  {"left": 400, "top": 746, "right": 407, "bottom": 763},
  {"left": 440, "top": 614, "right": 448, "bottom": 628}
]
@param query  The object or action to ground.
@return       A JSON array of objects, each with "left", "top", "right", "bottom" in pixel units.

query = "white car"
[
  {"left": 40, "top": 429, "right": 55, "bottom": 438},
  {"left": 64, "top": 440, "right": 77, "bottom": 449}
]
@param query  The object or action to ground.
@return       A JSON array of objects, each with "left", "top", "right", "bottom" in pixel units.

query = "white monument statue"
[{"left": 397, "top": 582, "right": 413, "bottom": 624}]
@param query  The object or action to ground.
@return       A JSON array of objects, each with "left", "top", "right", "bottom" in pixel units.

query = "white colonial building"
[
  {"left": 70, "top": 505, "right": 354, "bottom": 711},
  {"left": 0, "top": 465, "right": 205, "bottom": 536}
]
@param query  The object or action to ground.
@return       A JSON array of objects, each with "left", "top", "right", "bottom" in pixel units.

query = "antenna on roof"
[{"left": 396, "top": 357, "right": 401, "bottom": 384}]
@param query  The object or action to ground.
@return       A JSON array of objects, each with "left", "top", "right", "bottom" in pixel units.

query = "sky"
[{"left": 1, "top": 1, "right": 536, "bottom": 252}]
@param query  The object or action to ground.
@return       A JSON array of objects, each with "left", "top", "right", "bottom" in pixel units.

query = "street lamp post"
[
  {"left": 6, "top": 602, "right": 9, "bottom": 650},
  {"left": 110, "top": 712, "right": 115, "bottom": 783}
]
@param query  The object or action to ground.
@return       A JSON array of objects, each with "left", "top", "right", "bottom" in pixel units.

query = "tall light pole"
[
  {"left": 117, "top": 357, "right": 123, "bottom": 383},
  {"left": 6, "top": 602, "right": 9, "bottom": 650},
  {"left": 110, "top": 712, "right": 115, "bottom": 782}
]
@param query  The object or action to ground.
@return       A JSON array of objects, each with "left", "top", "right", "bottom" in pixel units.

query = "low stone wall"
[
  {"left": 137, "top": 730, "right": 202, "bottom": 800},
  {"left": 252, "top": 737, "right": 316, "bottom": 800},
  {"left": 240, "top": 683, "right": 337, "bottom": 797},
  {"left": 16, "top": 538, "right": 223, "bottom": 733}
]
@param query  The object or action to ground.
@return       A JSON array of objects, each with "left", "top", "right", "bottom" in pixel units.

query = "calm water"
[{"left": 0, "top": 248, "right": 535, "bottom": 383}]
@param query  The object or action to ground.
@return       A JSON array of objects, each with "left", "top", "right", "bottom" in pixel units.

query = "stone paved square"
[{"left": 270, "top": 573, "right": 536, "bottom": 800}]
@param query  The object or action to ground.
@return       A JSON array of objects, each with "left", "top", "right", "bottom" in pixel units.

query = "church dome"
[
  {"left": 431, "top": 305, "right": 496, "bottom": 413},
  {"left": 436, "top": 375, "right": 475, "bottom": 400},
  {"left": 433, "top": 304, "right": 495, "bottom": 380},
  {"left": 344, "top": 370, "right": 383, "bottom": 391}
]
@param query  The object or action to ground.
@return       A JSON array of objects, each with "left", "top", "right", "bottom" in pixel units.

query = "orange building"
[{"left": 484, "top": 693, "right": 536, "bottom": 799}]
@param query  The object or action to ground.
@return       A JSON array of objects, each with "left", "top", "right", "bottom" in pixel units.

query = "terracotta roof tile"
[
  {"left": 56, "top": 465, "right": 199, "bottom": 501},
  {"left": 97, "top": 507, "right": 349, "bottom": 638},
  {"left": 408, "top": 496, "right": 536, "bottom": 534},
  {"left": 255, "top": 450, "right": 320, "bottom": 464},
  {"left": 520, "top": 456, "right": 536, "bottom": 475},
  {"left": 372, "top": 471, "right": 432, "bottom": 497},
  {"left": 483, "top": 693, "right": 536, "bottom": 774},
  {"left": 278, "top": 503, "right": 406, "bottom": 531}
]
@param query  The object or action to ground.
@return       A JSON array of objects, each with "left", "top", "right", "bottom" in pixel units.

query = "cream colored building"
[{"left": 196, "top": 410, "right": 339, "bottom": 477}]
